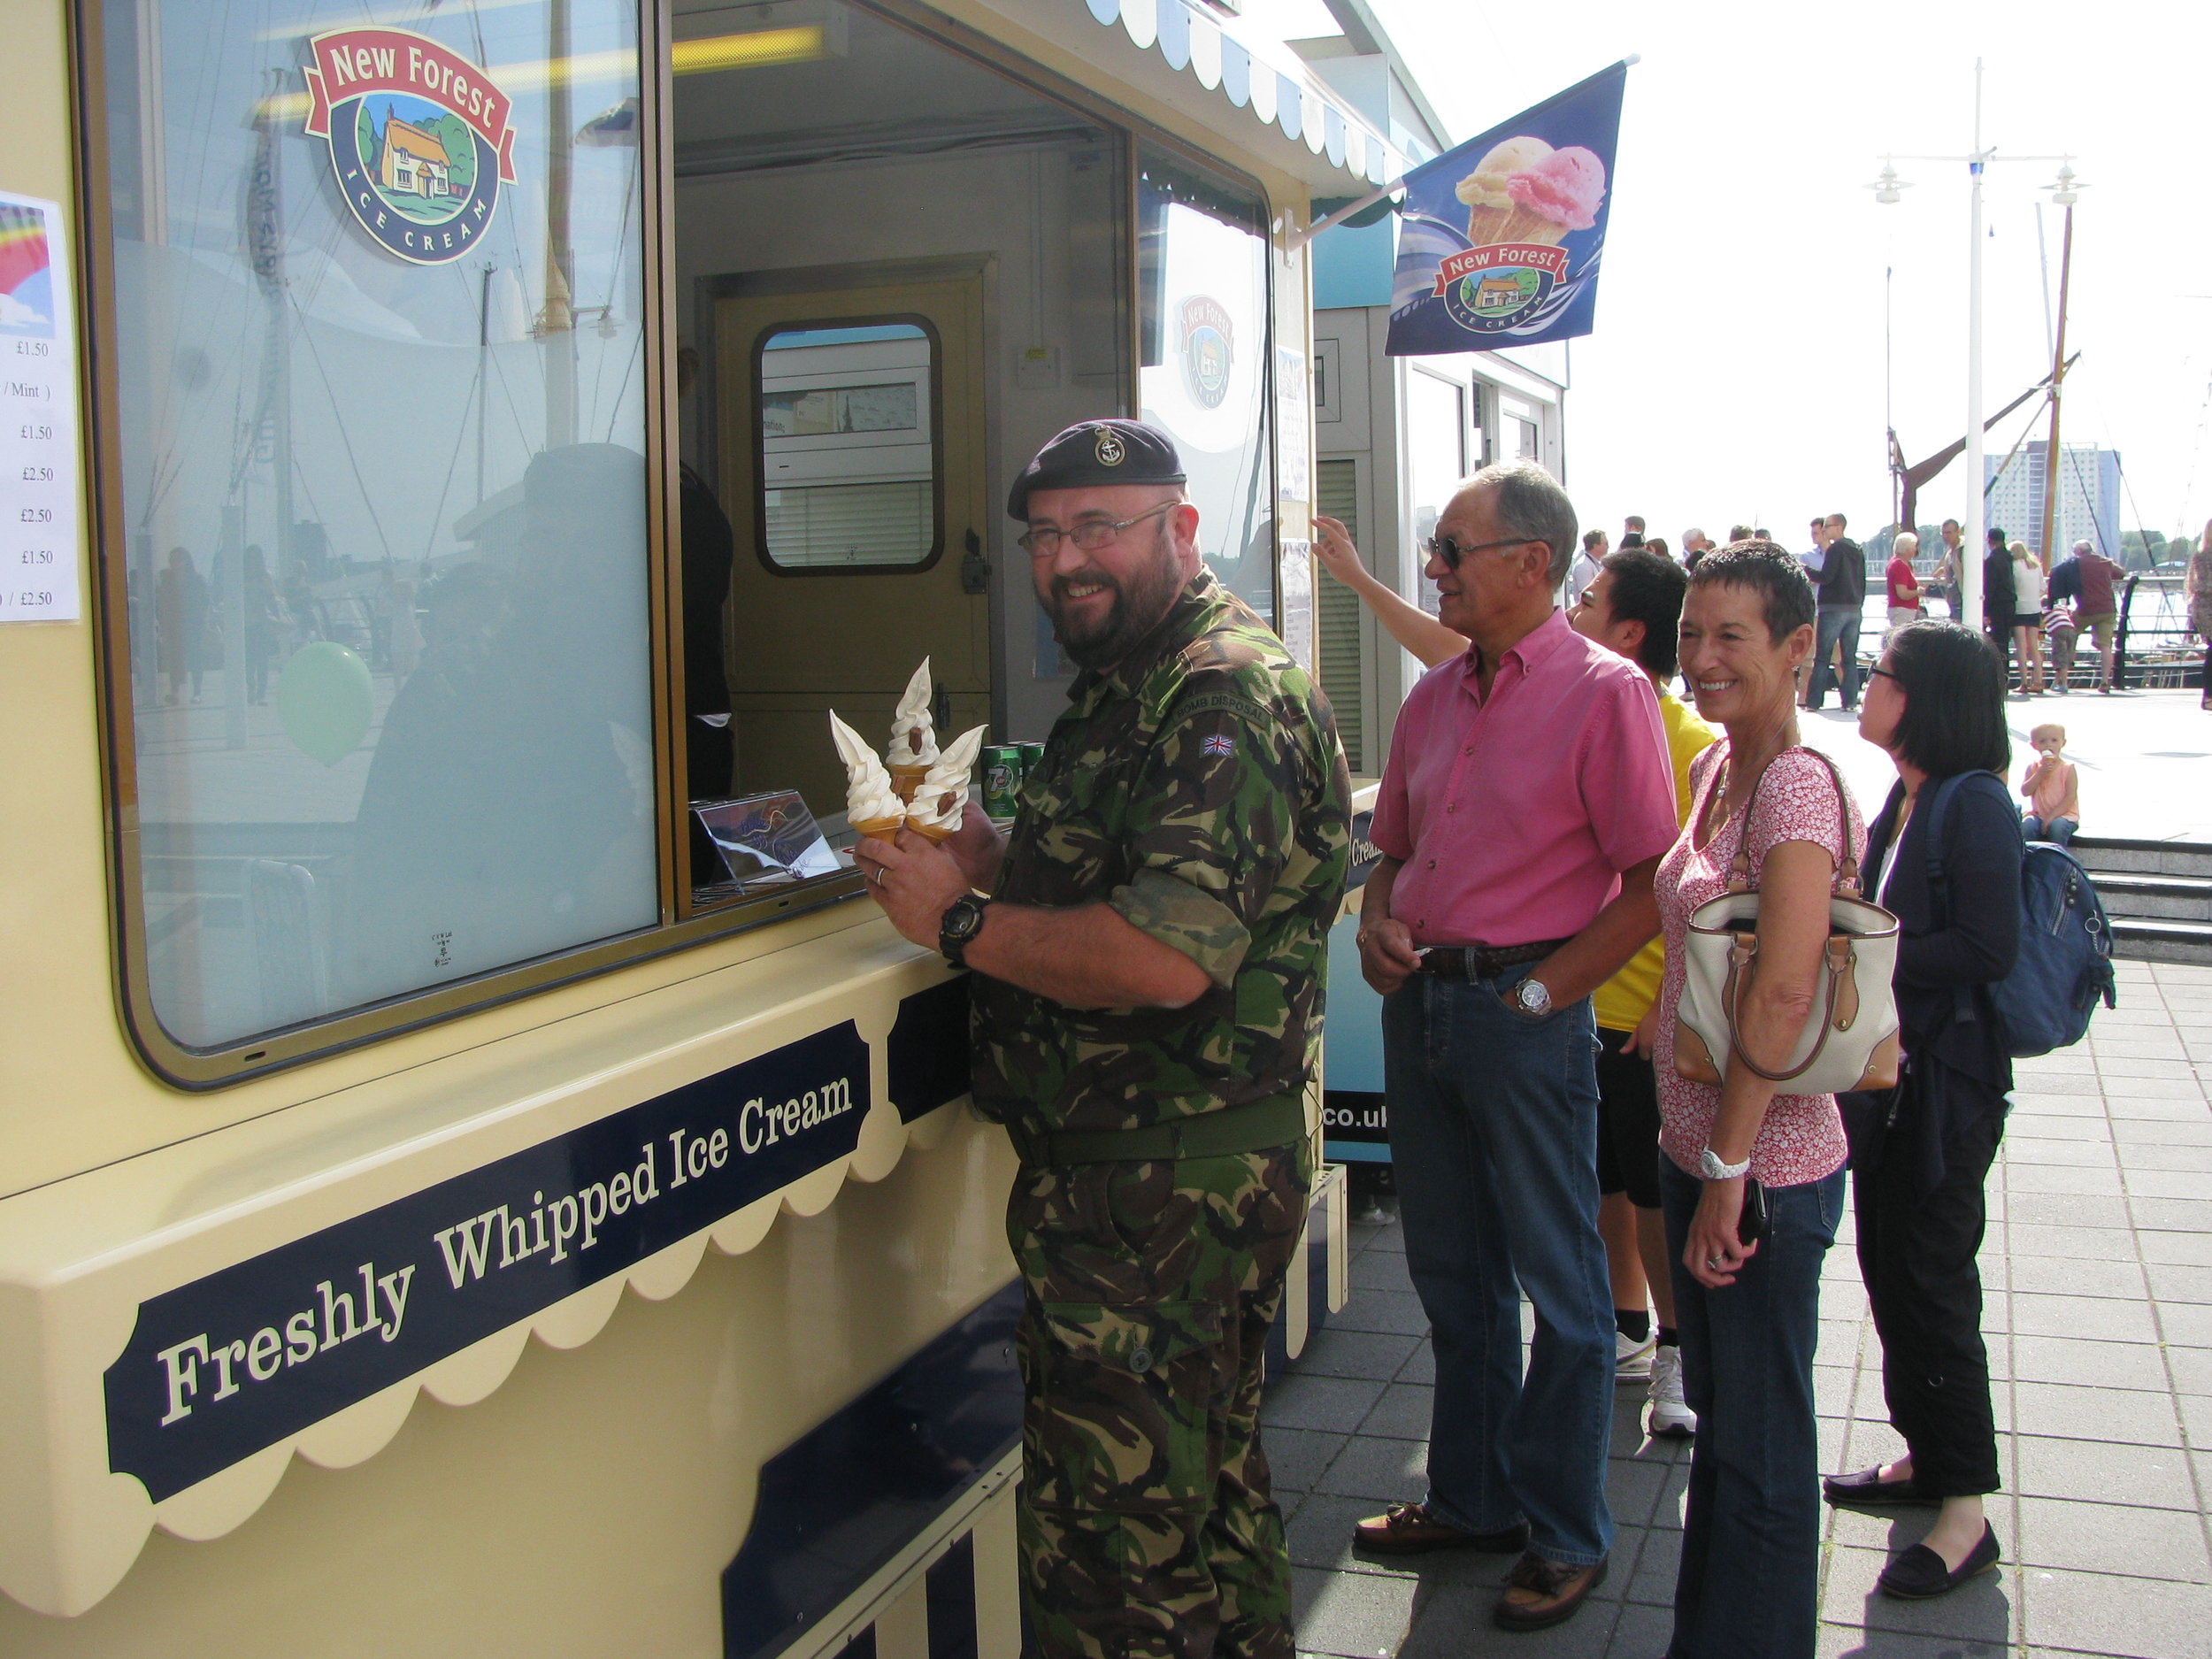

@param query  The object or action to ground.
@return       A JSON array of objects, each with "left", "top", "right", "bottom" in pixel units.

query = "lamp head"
[
  {"left": 2047, "top": 163, "right": 2085, "bottom": 207},
  {"left": 1869, "top": 161, "right": 1910, "bottom": 205}
]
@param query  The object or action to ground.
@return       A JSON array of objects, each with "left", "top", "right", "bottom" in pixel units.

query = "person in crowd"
[
  {"left": 1931, "top": 519, "right": 1963, "bottom": 618},
  {"left": 1981, "top": 527, "right": 2016, "bottom": 683},
  {"left": 1829, "top": 620, "right": 2018, "bottom": 1599},
  {"left": 1809, "top": 511, "right": 1866, "bottom": 711},
  {"left": 2018, "top": 723, "right": 2080, "bottom": 845},
  {"left": 1728, "top": 524, "right": 1755, "bottom": 544},
  {"left": 2009, "top": 541, "right": 2047, "bottom": 695},
  {"left": 858, "top": 419, "right": 1349, "bottom": 1659},
  {"left": 1622, "top": 514, "right": 1647, "bottom": 549},
  {"left": 241, "top": 544, "right": 285, "bottom": 705},
  {"left": 1350, "top": 462, "right": 1677, "bottom": 1633},
  {"left": 1886, "top": 532, "right": 1924, "bottom": 641},
  {"left": 1643, "top": 536, "right": 1671, "bottom": 562},
  {"left": 1795, "top": 518, "right": 1830, "bottom": 706},
  {"left": 1568, "top": 548, "right": 1717, "bottom": 1439},
  {"left": 1646, "top": 541, "right": 1863, "bottom": 1659},
  {"left": 2043, "top": 602, "right": 2079, "bottom": 695},
  {"left": 1681, "top": 528, "right": 1715, "bottom": 570},
  {"left": 1569, "top": 527, "right": 1609, "bottom": 603},
  {"left": 2189, "top": 520, "right": 2212, "bottom": 711},
  {"left": 2065, "top": 538, "right": 2127, "bottom": 694},
  {"left": 155, "top": 544, "right": 210, "bottom": 705}
]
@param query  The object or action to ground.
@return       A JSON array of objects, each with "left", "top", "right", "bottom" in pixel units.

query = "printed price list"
[{"left": 0, "top": 190, "right": 80, "bottom": 623}]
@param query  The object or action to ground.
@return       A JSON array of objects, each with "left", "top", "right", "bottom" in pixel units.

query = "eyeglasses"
[
  {"left": 1866, "top": 667, "right": 1901, "bottom": 686},
  {"left": 1420, "top": 534, "right": 1539, "bottom": 571},
  {"left": 1018, "top": 500, "right": 1178, "bottom": 557}
]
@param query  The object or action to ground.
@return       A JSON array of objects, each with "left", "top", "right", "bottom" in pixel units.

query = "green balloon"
[{"left": 275, "top": 641, "right": 373, "bottom": 766}]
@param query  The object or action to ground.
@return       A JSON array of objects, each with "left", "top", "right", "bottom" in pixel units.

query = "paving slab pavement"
[{"left": 1273, "top": 957, "right": 2212, "bottom": 1659}]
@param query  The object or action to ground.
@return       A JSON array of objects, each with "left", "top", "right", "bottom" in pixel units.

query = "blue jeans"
[
  {"left": 1383, "top": 974, "right": 1614, "bottom": 1567},
  {"left": 2023, "top": 815, "right": 2077, "bottom": 847},
  {"left": 1809, "top": 605, "right": 1862, "bottom": 709},
  {"left": 1661, "top": 1156, "right": 1844, "bottom": 1659}
]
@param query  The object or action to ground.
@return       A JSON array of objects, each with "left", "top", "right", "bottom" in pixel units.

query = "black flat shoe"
[
  {"left": 1823, "top": 1465, "right": 1939, "bottom": 1508},
  {"left": 1878, "top": 1523, "right": 2001, "bottom": 1599}
]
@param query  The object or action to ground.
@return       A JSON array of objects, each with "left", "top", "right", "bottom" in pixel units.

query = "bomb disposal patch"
[{"left": 303, "top": 27, "right": 518, "bottom": 265}]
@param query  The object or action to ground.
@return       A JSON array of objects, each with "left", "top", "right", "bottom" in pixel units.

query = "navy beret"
[{"left": 1007, "top": 419, "right": 1186, "bottom": 520}]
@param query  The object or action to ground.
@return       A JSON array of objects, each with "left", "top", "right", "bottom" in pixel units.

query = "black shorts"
[{"left": 1594, "top": 1025, "right": 1663, "bottom": 1209}]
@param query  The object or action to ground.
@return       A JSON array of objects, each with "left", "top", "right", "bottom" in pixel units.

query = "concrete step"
[
  {"left": 2108, "top": 918, "right": 2212, "bottom": 965},
  {"left": 2091, "top": 872, "right": 2212, "bottom": 924},
  {"left": 2068, "top": 836, "right": 2212, "bottom": 880}
]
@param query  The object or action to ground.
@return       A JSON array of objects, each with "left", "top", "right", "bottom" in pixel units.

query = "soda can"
[
  {"left": 1015, "top": 741, "right": 1045, "bottom": 780},
  {"left": 983, "top": 747, "right": 1022, "bottom": 821}
]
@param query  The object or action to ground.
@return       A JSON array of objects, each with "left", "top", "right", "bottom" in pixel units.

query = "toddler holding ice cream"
[{"left": 2019, "top": 724, "right": 2080, "bottom": 846}]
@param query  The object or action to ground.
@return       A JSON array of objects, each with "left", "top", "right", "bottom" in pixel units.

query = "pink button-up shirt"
[{"left": 1371, "top": 610, "right": 1679, "bottom": 947}]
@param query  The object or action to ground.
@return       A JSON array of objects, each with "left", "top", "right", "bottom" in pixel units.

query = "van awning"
[{"left": 982, "top": 0, "right": 1402, "bottom": 191}]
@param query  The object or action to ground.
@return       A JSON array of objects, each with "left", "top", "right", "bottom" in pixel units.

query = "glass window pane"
[
  {"left": 757, "top": 325, "right": 935, "bottom": 570},
  {"left": 1404, "top": 372, "right": 1465, "bottom": 620},
  {"left": 1137, "top": 149, "right": 1272, "bottom": 620},
  {"left": 102, "top": 0, "right": 657, "bottom": 1048}
]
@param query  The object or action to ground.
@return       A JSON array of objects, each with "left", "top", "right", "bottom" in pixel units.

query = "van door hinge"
[{"left": 959, "top": 529, "right": 991, "bottom": 595}]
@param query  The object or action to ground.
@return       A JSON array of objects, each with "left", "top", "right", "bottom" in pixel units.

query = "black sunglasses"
[{"left": 1421, "top": 534, "right": 1540, "bottom": 571}]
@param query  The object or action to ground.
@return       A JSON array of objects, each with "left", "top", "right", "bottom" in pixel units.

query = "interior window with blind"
[
  {"left": 757, "top": 323, "right": 937, "bottom": 570},
  {"left": 1315, "top": 457, "right": 1366, "bottom": 773}
]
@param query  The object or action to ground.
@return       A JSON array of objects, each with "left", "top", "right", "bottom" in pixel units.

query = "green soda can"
[
  {"left": 1015, "top": 741, "right": 1044, "bottom": 780},
  {"left": 982, "top": 746, "right": 1022, "bottom": 821}
]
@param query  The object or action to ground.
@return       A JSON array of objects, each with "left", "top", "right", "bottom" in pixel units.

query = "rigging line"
[
  {"left": 583, "top": 151, "right": 641, "bottom": 431},
  {"left": 293, "top": 308, "right": 396, "bottom": 559},
  {"left": 421, "top": 372, "right": 481, "bottom": 562},
  {"left": 601, "top": 326, "right": 643, "bottom": 445},
  {"left": 486, "top": 333, "right": 534, "bottom": 459}
]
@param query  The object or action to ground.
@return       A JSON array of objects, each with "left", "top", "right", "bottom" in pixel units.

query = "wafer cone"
[
  {"left": 854, "top": 815, "right": 906, "bottom": 844},
  {"left": 1483, "top": 207, "right": 1566, "bottom": 248},
  {"left": 1464, "top": 204, "right": 1517, "bottom": 246},
  {"left": 890, "top": 763, "right": 930, "bottom": 803},
  {"left": 907, "top": 818, "right": 959, "bottom": 844}
]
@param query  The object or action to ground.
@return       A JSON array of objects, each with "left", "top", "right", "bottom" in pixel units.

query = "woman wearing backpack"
[{"left": 1829, "top": 620, "right": 2021, "bottom": 1598}]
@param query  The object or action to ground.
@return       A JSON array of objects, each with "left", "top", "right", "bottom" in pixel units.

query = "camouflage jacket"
[{"left": 970, "top": 571, "right": 1352, "bottom": 1134}]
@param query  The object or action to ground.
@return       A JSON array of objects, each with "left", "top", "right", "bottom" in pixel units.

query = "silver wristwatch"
[
  {"left": 1698, "top": 1147, "right": 1752, "bottom": 1181},
  {"left": 1513, "top": 977, "right": 1552, "bottom": 1018}
]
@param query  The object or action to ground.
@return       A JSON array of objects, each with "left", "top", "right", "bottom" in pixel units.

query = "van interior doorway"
[{"left": 671, "top": 0, "right": 1127, "bottom": 906}]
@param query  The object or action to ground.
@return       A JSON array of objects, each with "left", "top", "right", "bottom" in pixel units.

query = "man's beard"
[{"left": 1045, "top": 528, "right": 1186, "bottom": 670}]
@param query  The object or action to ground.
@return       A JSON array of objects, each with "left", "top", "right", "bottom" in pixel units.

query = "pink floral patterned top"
[{"left": 1654, "top": 742, "right": 1866, "bottom": 1188}]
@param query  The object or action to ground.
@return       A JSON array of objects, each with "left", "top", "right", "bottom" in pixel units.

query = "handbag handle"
[
  {"left": 1720, "top": 932, "right": 1854, "bottom": 1084},
  {"left": 1724, "top": 746, "right": 1862, "bottom": 897}
]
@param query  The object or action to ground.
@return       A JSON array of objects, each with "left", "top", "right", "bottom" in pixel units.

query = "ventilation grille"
[{"left": 1316, "top": 458, "right": 1364, "bottom": 772}]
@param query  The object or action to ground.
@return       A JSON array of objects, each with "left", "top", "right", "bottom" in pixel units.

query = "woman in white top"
[{"left": 2008, "top": 541, "right": 2047, "bottom": 695}]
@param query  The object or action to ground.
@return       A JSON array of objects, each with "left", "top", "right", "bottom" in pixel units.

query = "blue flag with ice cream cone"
[{"left": 1385, "top": 62, "right": 1628, "bottom": 356}]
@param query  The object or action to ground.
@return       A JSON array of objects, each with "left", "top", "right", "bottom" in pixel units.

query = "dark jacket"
[
  {"left": 2046, "top": 554, "right": 2081, "bottom": 605},
  {"left": 1817, "top": 537, "right": 1865, "bottom": 609},
  {"left": 1863, "top": 772, "right": 2022, "bottom": 1089},
  {"left": 1982, "top": 549, "right": 2016, "bottom": 627}
]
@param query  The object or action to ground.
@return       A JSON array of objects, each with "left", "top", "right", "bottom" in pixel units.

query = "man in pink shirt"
[{"left": 1349, "top": 462, "right": 1679, "bottom": 1633}]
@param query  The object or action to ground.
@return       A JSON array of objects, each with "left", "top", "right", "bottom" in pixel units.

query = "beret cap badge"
[{"left": 1094, "top": 429, "right": 1126, "bottom": 466}]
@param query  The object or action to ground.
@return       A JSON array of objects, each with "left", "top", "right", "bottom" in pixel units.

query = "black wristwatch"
[{"left": 939, "top": 895, "right": 992, "bottom": 969}]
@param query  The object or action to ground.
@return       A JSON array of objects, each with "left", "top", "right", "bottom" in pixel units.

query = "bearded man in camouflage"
[{"left": 857, "top": 419, "right": 1350, "bottom": 1659}]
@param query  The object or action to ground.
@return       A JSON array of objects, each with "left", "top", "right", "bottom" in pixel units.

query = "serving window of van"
[{"left": 79, "top": 0, "right": 1281, "bottom": 1086}]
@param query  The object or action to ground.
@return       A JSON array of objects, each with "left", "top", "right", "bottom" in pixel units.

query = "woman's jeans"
[
  {"left": 2022, "top": 815, "right": 2077, "bottom": 846},
  {"left": 1383, "top": 974, "right": 1614, "bottom": 1568},
  {"left": 1662, "top": 1156, "right": 1845, "bottom": 1659}
]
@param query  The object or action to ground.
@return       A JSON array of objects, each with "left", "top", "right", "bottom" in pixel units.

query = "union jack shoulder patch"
[{"left": 1201, "top": 733, "right": 1237, "bottom": 758}]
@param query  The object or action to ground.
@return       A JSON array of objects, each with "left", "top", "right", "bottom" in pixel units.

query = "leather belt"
[{"left": 1414, "top": 938, "right": 1570, "bottom": 979}]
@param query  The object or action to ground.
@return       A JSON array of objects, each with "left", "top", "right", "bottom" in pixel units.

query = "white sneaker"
[
  {"left": 1615, "top": 1328, "right": 1655, "bottom": 1383},
  {"left": 1647, "top": 1344, "right": 1695, "bottom": 1438}
]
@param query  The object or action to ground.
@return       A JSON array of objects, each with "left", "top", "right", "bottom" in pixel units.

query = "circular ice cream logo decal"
[
  {"left": 1432, "top": 136, "right": 1607, "bottom": 334},
  {"left": 1434, "top": 245, "right": 1569, "bottom": 334},
  {"left": 1178, "top": 296, "right": 1233, "bottom": 411},
  {"left": 303, "top": 27, "right": 518, "bottom": 265}
]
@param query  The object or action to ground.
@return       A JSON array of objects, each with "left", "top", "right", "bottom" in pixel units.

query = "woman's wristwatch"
[{"left": 1698, "top": 1148, "right": 1752, "bottom": 1181}]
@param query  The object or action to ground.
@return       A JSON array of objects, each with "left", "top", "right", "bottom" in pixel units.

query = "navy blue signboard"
[
  {"left": 1385, "top": 63, "right": 1628, "bottom": 357},
  {"left": 106, "top": 1022, "right": 870, "bottom": 1502}
]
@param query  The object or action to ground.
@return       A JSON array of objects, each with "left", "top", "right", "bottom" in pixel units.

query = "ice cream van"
[{"left": 0, "top": 0, "right": 1471, "bottom": 1651}]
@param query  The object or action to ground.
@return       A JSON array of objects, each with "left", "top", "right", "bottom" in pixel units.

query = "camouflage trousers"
[{"left": 1008, "top": 1144, "right": 1310, "bottom": 1659}]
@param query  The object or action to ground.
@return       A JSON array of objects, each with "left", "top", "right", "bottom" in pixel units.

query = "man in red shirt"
[
  {"left": 1349, "top": 462, "right": 1679, "bottom": 1632},
  {"left": 2067, "top": 538, "right": 2127, "bottom": 693}
]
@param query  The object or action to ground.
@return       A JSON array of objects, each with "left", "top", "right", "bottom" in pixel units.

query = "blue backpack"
[{"left": 1923, "top": 772, "right": 2117, "bottom": 1057}]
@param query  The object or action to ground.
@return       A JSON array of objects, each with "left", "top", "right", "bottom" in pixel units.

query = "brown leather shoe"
[
  {"left": 1493, "top": 1551, "right": 1607, "bottom": 1632},
  {"left": 1353, "top": 1502, "right": 1530, "bottom": 1556}
]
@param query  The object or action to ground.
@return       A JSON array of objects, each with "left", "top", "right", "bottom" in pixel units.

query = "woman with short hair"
[
  {"left": 1828, "top": 620, "right": 2020, "bottom": 1597},
  {"left": 1646, "top": 541, "right": 1864, "bottom": 1658}
]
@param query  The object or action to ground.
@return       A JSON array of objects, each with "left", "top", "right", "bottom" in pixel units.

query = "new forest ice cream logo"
[
  {"left": 1435, "top": 136, "right": 1605, "bottom": 334},
  {"left": 303, "top": 27, "right": 519, "bottom": 265},
  {"left": 1179, "top": 296, "right": 1233, "bottom": 411}
]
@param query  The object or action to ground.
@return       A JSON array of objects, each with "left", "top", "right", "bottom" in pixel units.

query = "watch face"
[{"left": 1517, "top": 979, "right": 1547, "bottom": 1013}]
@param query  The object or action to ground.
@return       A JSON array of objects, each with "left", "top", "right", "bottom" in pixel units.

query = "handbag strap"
[{"left": 1725, "top": 745, "right": 1862, "bottom": 897}]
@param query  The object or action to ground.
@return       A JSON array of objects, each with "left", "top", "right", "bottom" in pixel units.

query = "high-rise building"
[{"left": 1985, "top": 442, "right": 2121, "bottom": 559}]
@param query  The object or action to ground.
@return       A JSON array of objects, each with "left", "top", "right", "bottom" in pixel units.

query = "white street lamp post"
[{"left": 1873, "top": 59, "right": 2077, "bottom": 636}]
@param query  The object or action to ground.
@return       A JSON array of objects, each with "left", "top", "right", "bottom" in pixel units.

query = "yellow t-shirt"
[{"left": 1593, "top": 690, "right": 1720, "bottom": 1033}]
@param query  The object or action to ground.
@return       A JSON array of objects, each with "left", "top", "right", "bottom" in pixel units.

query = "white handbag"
[{"left": 1674, "top": 748, "right": 1901, "bottom": 1095}]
